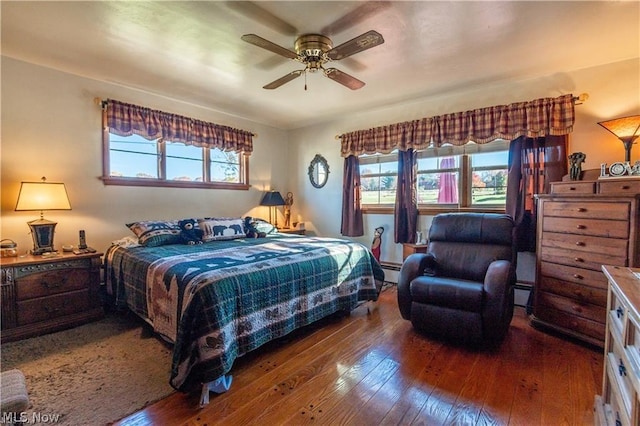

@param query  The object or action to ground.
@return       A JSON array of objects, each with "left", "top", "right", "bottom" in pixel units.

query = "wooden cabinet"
[
  {"left": 277, "top": 228, "right": 306, "bottom": 235},
  {"left": 595, "top": 265, "right": 640, "bottom": 425},
  {"left": 0, "top": 252, "right": 103, "bottom": 342},
  {"left": 402, "top": 243, "right": 428, "bottom": 260},
  {"left": 532, "top": 178, "right": 640, "bottom": 347}
]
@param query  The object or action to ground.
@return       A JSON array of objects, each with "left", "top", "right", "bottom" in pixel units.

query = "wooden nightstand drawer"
[
  {"left": 15, "top": 268, "right": 90, "bottom": 300},
  {"left": 17, "top": 289, "right": 91, "bottom": 325},
  {"left": 0, "top": 252, "right": 103, "bottom": 342}
]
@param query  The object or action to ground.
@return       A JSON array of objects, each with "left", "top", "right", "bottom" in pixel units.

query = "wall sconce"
[
  {"left": 260, "top": 190, "right": 285, "bottom": 228},
  {"left": 598, "top": 115, "right": 640, "bottom": 162},
  {"left": 14, "top": 177, "right": 72, "bottom": 254}
]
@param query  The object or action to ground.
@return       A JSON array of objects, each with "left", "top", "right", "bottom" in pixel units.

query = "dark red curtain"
[
  {"left": 394, "top": 149, "right": 418, "bottom": 243},
  {"left": 341, "top": 155, "right": 364, "bottom": 237},
  {"left": 506, "top": 135, "right": 567, "bottom": 251}
]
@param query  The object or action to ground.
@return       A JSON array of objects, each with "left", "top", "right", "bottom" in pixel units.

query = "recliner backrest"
[{"left": 427, "top": 213, "right": 515, "bottom": 282}]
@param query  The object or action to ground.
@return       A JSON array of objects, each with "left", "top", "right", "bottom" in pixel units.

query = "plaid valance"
[
  {"left": 340, "top": 94, "right": 575, "bottom": 157},
  {"left": 105, "top": 99, "right": 253, "bottom": 154}
]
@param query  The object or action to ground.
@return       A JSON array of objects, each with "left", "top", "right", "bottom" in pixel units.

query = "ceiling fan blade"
[
  {"left": 327, "top": 30, "right": 384, "bottom": 61},
  {"left": 320, "top": 2, "right": 392, "bottom": 35},
  {"left": 263, "top": 70, "right": 304, "bottom": 89},
  {"left": 324, "top": 68, "right": 365, "bottom": 90},
  {"left": 241, "top": 34, "right": 298, "bottom": 60}
]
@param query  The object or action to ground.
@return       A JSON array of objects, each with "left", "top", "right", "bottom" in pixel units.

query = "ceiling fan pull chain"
[{"left": 304, "top": 71, "right": 308, "bottom": 91}]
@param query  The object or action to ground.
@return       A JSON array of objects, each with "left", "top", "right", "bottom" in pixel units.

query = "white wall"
[
  {"left": 1, "top": 57, "right": 290, "bottom": 253},
  {"left": 289, "top": 59, "right": 640, "bottom": 266}
]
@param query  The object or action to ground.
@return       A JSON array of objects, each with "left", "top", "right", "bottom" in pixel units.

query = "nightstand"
[
  {"left": 1, "top": 251, "right": 104, "bottom": 342},
  {"left": 402, "top": 243, "right": 428, "bottom": 260},
  {"left": 278, "top": 228, "right": 306, "bottom": 235}
]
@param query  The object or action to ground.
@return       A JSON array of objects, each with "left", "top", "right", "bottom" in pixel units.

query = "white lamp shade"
[{"left": 15, "top": 181, "right": 71, "bottom": 211}]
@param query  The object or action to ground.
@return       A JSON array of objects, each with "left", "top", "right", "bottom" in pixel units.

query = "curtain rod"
[
  {"left": 93, "top": 97, "right": 258, "bottom": 138},
  {"left": 334, "top": 92, "right": 589, "bottom": 140}
]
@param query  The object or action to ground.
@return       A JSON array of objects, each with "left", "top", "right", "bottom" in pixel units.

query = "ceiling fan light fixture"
[{"left": 242, "top": 29, "right": 383, "bottom": 90}]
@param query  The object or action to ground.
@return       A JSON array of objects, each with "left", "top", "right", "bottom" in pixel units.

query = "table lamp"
[
  {"left": 598, "top": 115, "right": 640, "bottom": 162},
  {"left": 260, "top": 190, "right": 286, "bottom": 228},
  {"left": 15, "top": 177, "right": 72, "bottom": 254}
]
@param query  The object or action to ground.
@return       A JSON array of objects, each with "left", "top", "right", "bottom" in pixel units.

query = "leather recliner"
[{"left": 398, "top": 213, "right": 517, "bottom": 345}]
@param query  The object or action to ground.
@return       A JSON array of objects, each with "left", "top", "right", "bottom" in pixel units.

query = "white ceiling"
[{"left": 2, "top": 1, "right": 638, "bottom": 130}]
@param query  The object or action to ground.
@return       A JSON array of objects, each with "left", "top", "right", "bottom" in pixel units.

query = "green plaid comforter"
[{"left": 104, "top": 235, "right": 384, "bottom": 391}]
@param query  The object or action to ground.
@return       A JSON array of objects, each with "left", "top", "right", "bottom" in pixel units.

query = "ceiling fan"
[{"left": 241, "top": 30, "right": 384, "bottom": 90}]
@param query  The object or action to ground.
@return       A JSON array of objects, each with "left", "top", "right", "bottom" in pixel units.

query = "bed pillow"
[
  {"left": 198, "top": 217, "right": 246, "bottom": 242},
  {"left": 252, "top": 218, "right": 278, "bottom": 235},
  {"left": 126, "top": 220, "right": 182, "bottom": 247}
]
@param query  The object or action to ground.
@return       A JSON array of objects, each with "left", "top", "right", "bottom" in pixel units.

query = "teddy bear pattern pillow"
[{"left": 198, "top": 217, "right": 246, "bottom": 242}]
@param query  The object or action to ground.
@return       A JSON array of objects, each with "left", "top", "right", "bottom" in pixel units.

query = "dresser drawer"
[
  {"left": 537, "top": 276, "right": 608, "bottom": 307},
  {"left": 536, "top": 291, "right": 606, "bottom": 323},
  {"left": 542, "top": 201, "right": 630, "bottom": 220},
  {"left": 16, "top": 289, "right": 91, "bottom": 325},
  {"left": 599, "top": 179, "right": 640, "bottom": 195},
  {"left": 541, "top": 231, "right": 629, "bottom": 255},
  {"left": 534, "top": 304, "right": 605, "bottom": 341},
  {"left": 543, "top": 217, "right": 629, "bottom": 238},
  {"left": 15, "top": 268, "right": 90, "bottom": 300},
  {"left": 540, "top": 246, "right": 628, "bottom": 271},
  {"left": 551, "top": 181, "right": 595, "bottom": 194},
  {"left": 540, "top": 261, "right": 609, "bottom": 289}
]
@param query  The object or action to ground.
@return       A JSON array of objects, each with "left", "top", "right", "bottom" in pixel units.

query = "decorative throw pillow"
[
  {"left": 198, "top": 217, "right": 246, "bottom": 242},
  {"left": 126, "top": 220, "right": 182, "bottom": 247},
  {"left": 252, "top": 218, "right": 278, "bottom": 235}
]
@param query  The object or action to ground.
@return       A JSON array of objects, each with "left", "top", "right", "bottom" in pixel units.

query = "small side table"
[
  {"left": 402, "top": 243, "right": 428, "bottom": 260},
  {"left": 1, "top": 251, "right": 104, "bottom": 342},
  {"left": 278, "top": 228, "right": 306, "bottom": 236}
]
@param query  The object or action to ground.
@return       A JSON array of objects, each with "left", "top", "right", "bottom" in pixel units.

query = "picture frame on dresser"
[{"left": 530, "top": 176, "right": 640, "bottom": 347}]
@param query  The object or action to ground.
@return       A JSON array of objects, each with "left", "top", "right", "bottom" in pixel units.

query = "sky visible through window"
[{"left": 109, "top": 133, "right": 239, "bottom": 182}]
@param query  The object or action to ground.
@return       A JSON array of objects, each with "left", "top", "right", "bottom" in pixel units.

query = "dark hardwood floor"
[{"left": 116, "top": 285, "right": 603, "bottom": 425}]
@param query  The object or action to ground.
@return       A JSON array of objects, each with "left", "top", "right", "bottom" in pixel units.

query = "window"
[
  {"left": 104, "top": 133, "right": 248, "bottom": 189},
  {"left": 360, "top": 140, "right": 509, "bottom": 211},
  {"left": 360, "top": 152, "right": 398, "bottom": 205}
]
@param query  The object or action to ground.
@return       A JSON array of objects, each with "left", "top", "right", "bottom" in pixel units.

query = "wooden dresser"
[
  {"left": 595, "top": 265, "right": 640, "bottom": 425},
  {"left": 531, "top": 178, "right": 640, "bottom": 347},
  {"left": 0, "top": 252, "right": 103, "bottom": 342}
]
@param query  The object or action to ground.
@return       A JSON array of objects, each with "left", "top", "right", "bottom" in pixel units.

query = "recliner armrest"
[
  {"left": 482, "top": 259, "right": 516, "bottom": 341},
  {"left": 397, "top": 253, "right": 436, "bottom": 319}
]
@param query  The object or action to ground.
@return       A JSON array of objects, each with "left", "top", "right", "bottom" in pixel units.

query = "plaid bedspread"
[{"left": 104, "top": 235, "right": 384, "bottom": 391}]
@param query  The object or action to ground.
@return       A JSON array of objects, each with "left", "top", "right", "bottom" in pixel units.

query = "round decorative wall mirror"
[{"left": 308, "top": 154, "right": 329, "bottom": 188}]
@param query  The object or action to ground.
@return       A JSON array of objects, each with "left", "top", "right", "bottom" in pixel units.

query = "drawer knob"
[
  {"left": 569, "top": 187, "right": 576, "bottom": 191},
  {"left": 43, "top": 306, "right": 61, "bottom": 315},
  {"left": 576, "top": 207, "right": 586, "bottom": 212},
  {"left": 575, "top": 241, "right": 585, "bottom": 246},
  {"left": 573, "top": 274, "right": 583, "bottom": 279},
  {"left": 576, "top": 225, "right": 586, "bottom": 229},
  {"left": 619, "top": 359, "right": 627, "bottom": 377},
  {"left": 617, "top": 306, "right": 624, "bottom": 319},
  {"left": 574, "top": 257, "right": 584, "bottom": 262},
  {"left": 622, "top": 185, "right": 630, "bottom": 190}
]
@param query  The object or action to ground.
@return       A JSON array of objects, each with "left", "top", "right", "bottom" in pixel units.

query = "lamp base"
[{"left": 27, "top": 218, "right": 57, "bottom": 254}]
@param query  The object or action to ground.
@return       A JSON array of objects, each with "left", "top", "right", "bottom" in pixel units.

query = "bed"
[{"left": 104, "top": 231, "right": 384, "bottom": 396}]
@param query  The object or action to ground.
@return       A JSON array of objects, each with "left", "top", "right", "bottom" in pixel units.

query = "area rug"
[{"left": 1, "top": 311, "right": 175, "bottom": 425}]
